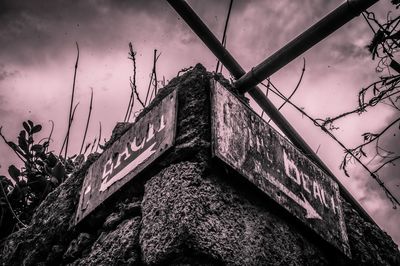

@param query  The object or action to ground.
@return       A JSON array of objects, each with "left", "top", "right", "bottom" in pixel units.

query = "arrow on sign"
[
  {"left": 99, "top": 142, "right": 157, "bottom": 192},
  {"left": 300, "top": 193, "right": 322, "bottom": 220},
  {"left": 267, "top": 173, "right": 322, "bottom": 220}
]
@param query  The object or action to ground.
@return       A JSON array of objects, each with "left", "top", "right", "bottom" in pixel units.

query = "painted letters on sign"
[
  {"left": 75, "top": 90, "right": 177, "bottom": 224},
  {"left": 211, "top": 82, "right": 351, "bottom": 257}
]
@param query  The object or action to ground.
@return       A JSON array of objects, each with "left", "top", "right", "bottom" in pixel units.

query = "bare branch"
[
  {"left": 260, "top": 81, "right": 400, "bottom": 208},
  {"left": 96, "top": 121, "right": 102, "bottom": 153},
  {"left": 79, "top": 87, "right": 94, "bottom": 155},
  {"left": 60, "top": 42, "right": 79, "bottom": 158}
]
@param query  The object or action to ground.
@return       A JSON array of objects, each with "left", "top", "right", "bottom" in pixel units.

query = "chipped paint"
[
  {"left": 211, "top": 81, "right": 351, "bottom": 257},
  {"left": 75, "top": 90, "right": 177, "bottom": 224}
]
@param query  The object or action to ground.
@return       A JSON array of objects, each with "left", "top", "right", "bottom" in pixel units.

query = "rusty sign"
[
  {"left": 75, "top": 90, "right": 177, "bottom": 224},
  {"left": 211, "top": 82, "right": 351, "bottom": 257}
]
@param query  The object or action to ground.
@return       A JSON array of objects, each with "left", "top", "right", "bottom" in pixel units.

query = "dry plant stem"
[
  {"left": 124, "top": 90, "right": 134, "bottom": 122},
  {"left": 153, "top": 49, "right": 159, "bottom": 96},
  {"left": 278, "top": 58, "right": 305, "bottom": 111},
  {"left": 133, "top": 80, "right": 144, "bottom": 109},
  {"left": 363, "top": 10, "right": 400, "bottom": 72},
  {"left": 128, "top": 42, "right": 145, "bottom": 111},
  {"left": 96, "top": 122, "right": 102, "bottom": 153},
  {"left": 60, "top": 42, "right": 79, "bottom": 158},
  {"left": 46, "top": 120, "right": 54, "bottom": 152},
  {"left": 260, "top": 79, "right": 270, "bottom": 119},
  {"left": 0, "top": 127, "right": 27, "bottom": 163},
  {"left": 70, "top": 103, "right": 80, "bottom": 125},
  {"left": 261, "top": 81, "right": 400, "bottom": 207},
  {"left": 373, "top": 155, "right": 400, "bottom": 173},
  {"left": 318, "top": 77, "right": 400, "bottom": 127},
  {"left": 144, "top": 71, "right": 153, "bottom": 107},
  {"left": 59, "top": 102, "right": 80, "bottom": 157},
  {"left": 0, "top": 180, "right": 26, "bottom": 228},
  {"left": 266, "top": 58, "right": 305, "bottom": 124},
  {"left": 352, "top": 117, "right": 400, "bottom": 153},
  {"left": 90, "top": 137, "right": 97, "bottom": 153},
  {"left": 145, "top": 50, "right": 161, "bottom": 106},
  {"left": 79, "top": 88, "right": 93, "bottom": 155},
  {"left": 124, "top": 42, "right": 137, "bottom": 121},
  {"left": 84, "top": 143, "right": 91, "bottom": 154},
  {"left": 216, "top": 0, "right": 234, "bottom": 74}
]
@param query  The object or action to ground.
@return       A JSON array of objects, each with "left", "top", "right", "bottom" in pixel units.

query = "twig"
[
  {"left": 96, "top": 122, "right": 102, "bottom": 153},
  {"left": 352, "top": 117, "right": 400, "bottom": 153},
  {"left": 373, "top": 155, "right": 400, "bottom": 173},
  {"left": 260, "top": 81, "right": 400, "bottom": 208},
  {"left": 216, "top": 0, "right": 234, "bottom": 73},
  {"left": 124, "top": 89, "right": 134, "bottom": 122},
  {"left": 177, "top": 66, "right": 193, "bottom": 77},
  {"left": 59, "top": 102, "right": 80, "bottom": 157},
  {"left": 0, "top": 127, "right": 27, "bottom": 163},
  {"left": 128, "top": 43, "right": 145, "bottom": 110},
  {"left": 0, "top": 179, "right": 27, "bottom": 228},
  {"left": 145, "top": 49, "right": 161, "bottom": 106},
  {"left": 267, "top": 58, "right": 305, "bottom": 123},
  {"left": 144, "top": 71, "right": 153, "bottom": 107},
  {"left": 90, "top": 137, "right": 97, "bottom": 153},
  {"left": 79, "top": 87, "right": 93, "bottom": 155},
  {"left": 278, "top": 58, "right": 305, "bottom": 111},
  {"left": 124, "top": 42, "right": 138, "bottom": 121},
  {"left": 61, "top": 42, "right": 80, "bottom": 158},
  {"left": 261, "top": 78, "right": 270, "bottom": 119},
  {"left": 153, "top": 49, "right": 160, "bottom": 96},
  {"left": 45, "top": 120, "right": 54, "bottom": 152}
]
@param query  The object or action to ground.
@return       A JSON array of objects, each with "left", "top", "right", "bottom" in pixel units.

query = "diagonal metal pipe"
[
  {"left": 166, "top": 0, "right": 375, "bottom": 224},
  {"left": 234, "top": 0, "right": 379, "bottom": 91}
]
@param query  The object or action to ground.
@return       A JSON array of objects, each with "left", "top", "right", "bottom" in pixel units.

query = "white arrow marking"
[
  {"left": 84, "top": 184, "right": 91, "bottom": 195},
  {"left": 300, "top": 193, "right": 322, "bottom": 219},
  {"left": 99, "top": 142, "right": 156, "bottom": 192},
  {"left": 267, "top": 173, "right": 322, "bottom": 220}
]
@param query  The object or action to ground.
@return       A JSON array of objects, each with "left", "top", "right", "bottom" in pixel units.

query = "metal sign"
[
  {"left": 75, "top": 90, "right": 177, "bottom": 224},
  {"left": 211, "top": 81, "right": 351, "bottom": 257}
]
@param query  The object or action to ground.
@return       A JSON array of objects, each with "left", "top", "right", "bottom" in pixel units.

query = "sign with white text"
[
  {"left": 211, "top": 82, "right": 350, "bottom": 257},
  {"left": 75, "top": 90, "right": 177, "bottom": 224}
]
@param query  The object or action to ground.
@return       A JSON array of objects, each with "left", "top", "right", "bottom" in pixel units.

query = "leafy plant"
[{"left": 0, "top": 120, "right": 78, "bottom": 238}]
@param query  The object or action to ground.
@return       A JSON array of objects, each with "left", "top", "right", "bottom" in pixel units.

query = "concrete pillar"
[{"left": 1, "top": 64, "right": 399, "bottom": 266}]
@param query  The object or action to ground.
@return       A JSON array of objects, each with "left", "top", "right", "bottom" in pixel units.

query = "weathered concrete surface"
[
  {"left": 0, "top": 64, "right": 399, "bottom": 266},
  {"left": 140, "top": 161, "right": 330, "bottom": 266},
  {"left": 69, "top": 217, "right": 141, "bottom": 266},
  {"left": 0, "top": 154, "right": 100, "bottom": 266},
  {"left": 343, "top": 201, "right": 400, "bottom": 265}
]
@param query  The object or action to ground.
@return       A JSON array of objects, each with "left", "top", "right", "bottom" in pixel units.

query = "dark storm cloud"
[
  {"left": 0, "top": 0, "right": 348, "bottom": 67},
  {"left": 0, "top": 0, "right": 178, "bottom": 65},
  {"left": 0, "top": 65, "right": 18, "bottom": 81}
]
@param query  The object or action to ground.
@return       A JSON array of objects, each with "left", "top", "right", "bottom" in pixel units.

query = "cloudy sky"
[{"left": 0, "top": 0, "right": 399, "bottom": 247}]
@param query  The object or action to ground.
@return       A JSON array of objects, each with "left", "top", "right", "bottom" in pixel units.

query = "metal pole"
[
  {"left": 234, "top": 0, "right": 379, "bottom": 91},
  {"left": 166, "top": 0, "right": 376, "bottom": 224}
]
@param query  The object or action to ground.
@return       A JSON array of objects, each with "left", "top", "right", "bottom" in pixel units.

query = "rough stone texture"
[
  {"left": 63, "top": 233, "right": 93, "bottom": 262},
  {"left": 70, "top": 217, "right": 141, "bottom": 266},
  {"left": 140, "top": 162, "right": 331, "bottom": 266},
  {"left": 1, "top": 64, "right": 399, "bottom": 266},
  {"left": 103, "top": 200, "right": 141, "bottom": 230},
  {"left": 0, "top": 153, "right": 100, "bottom": 266},
  {"left": 343, "top": 201, "right": 400, "bottom": 265}
]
